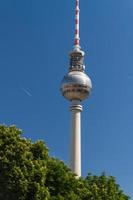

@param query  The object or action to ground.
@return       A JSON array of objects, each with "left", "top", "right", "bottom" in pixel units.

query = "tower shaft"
[{"left": 70, "top": 100, "right": 82, "bottom": 177}]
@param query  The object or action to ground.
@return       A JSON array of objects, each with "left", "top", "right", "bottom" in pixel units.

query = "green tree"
[
  {"left": 0, "top": 125, "right": 49, "bottom": 200},
  {"left": 0, "top": 125, "right": 130, "bottom": 200},
  {"left": 45, "top": 157, "right": 89, "bottom": 200},
  {"left": 84, "top": 173, "right": 130, "bottom": 200}
]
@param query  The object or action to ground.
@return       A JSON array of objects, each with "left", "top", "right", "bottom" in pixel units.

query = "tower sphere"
[{"left": 61, "top": 70, "right": 92, "bottom": 101}]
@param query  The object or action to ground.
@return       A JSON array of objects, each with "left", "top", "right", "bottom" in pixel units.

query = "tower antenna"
[{"left": 74, "top": 0, "right": 80, "bottom": 50}]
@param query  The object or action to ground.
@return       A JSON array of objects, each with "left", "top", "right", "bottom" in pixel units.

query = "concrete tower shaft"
[{"left": 70, "top": 100, "right": 82, "bottom": 176}]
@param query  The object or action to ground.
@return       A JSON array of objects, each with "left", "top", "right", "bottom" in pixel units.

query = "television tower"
[{"left": 60, "top": 0, "right": 92, "bottom": 177}]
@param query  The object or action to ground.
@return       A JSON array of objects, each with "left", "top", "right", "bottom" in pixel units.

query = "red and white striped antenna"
[{"left": 74, "top": 0, "right": 80, "bottom": 50}]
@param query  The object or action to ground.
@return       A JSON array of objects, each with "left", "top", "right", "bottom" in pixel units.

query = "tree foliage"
[
  {"left": 84, "top": 173, "right": 129, "bottom": 200},
  {"left": 0, "top": 125, "right": 49, "bottom": 200},
  {"left": 0, "top": 125, "right": 130, "bottom": 200}
]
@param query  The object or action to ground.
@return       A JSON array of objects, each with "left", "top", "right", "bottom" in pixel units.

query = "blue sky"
[{"left": 0, "top": 0, "right": 133, "bottom": 198}]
